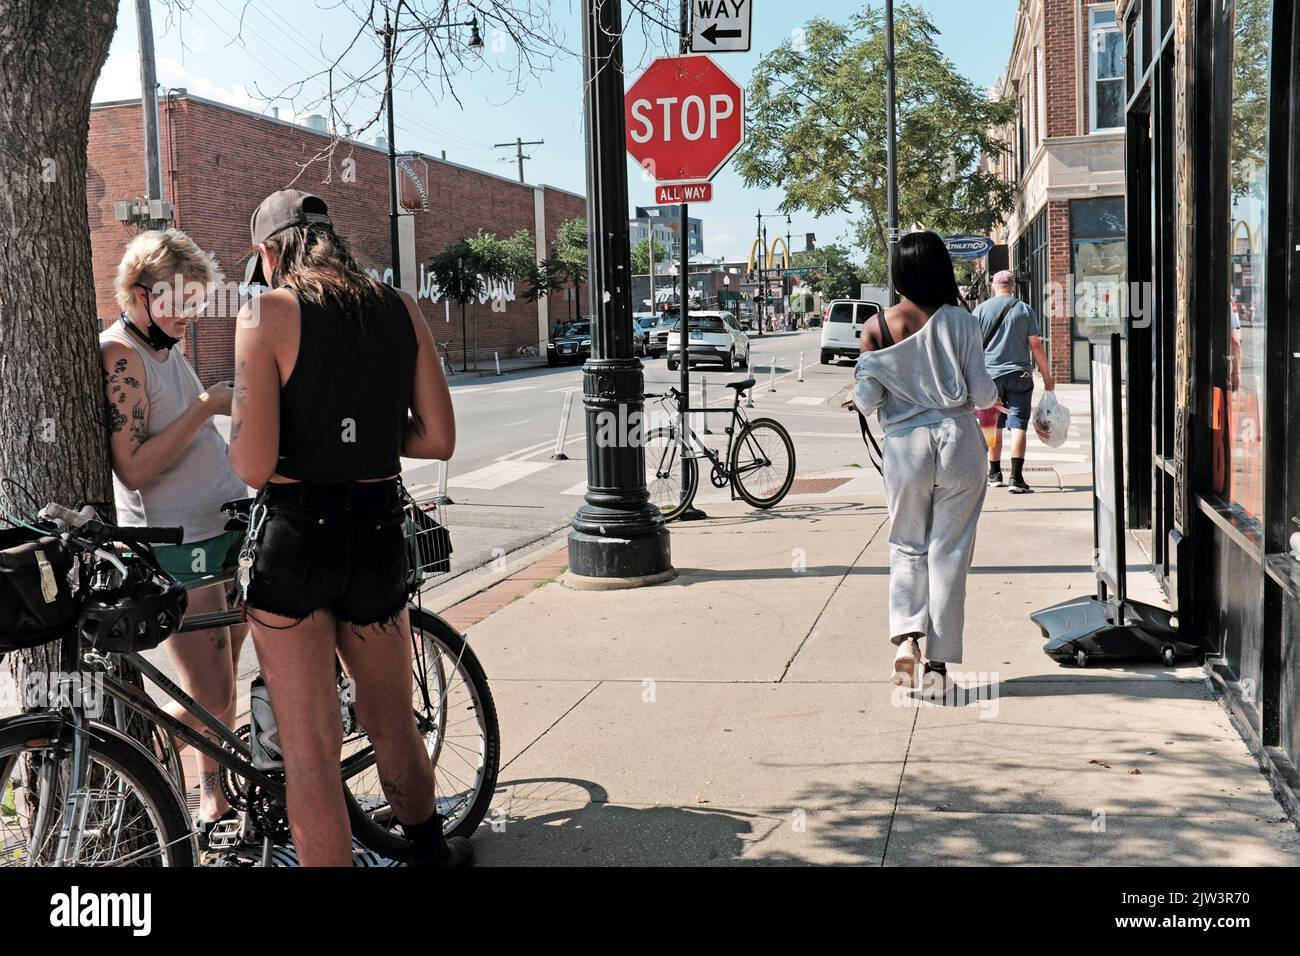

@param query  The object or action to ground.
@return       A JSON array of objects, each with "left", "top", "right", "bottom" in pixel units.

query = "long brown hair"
[{"left": 263, "top": 223, "right": 386, "bottom": 320}]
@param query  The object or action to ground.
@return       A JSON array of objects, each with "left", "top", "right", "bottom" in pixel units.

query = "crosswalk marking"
[
  {"left": 787, "top": 396, "right": 825, "bottom": 405},
  {"left": 449, "top": 460, "right": 555, "bottom": 490}
]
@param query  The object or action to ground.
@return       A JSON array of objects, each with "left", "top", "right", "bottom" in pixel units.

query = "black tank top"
[{"left": 276, "top": 285, "right": 417, "bottom": 482}]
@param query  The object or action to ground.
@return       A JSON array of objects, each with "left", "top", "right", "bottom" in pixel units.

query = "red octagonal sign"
[{"left": 625, "top": 54, "right": 745, "bottom": 184}]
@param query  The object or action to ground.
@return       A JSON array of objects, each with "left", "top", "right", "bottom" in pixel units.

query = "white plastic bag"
[{"left": 1032, "top": 391, "right": 1071, "bottom": 448}]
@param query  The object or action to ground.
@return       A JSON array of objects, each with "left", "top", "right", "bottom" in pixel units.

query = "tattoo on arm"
[
  {"left": 104, "top": 357, "right": 145, "bottom": 436},
  {"left": 129, "top": 402, "right": 147, "bottom": 447}
]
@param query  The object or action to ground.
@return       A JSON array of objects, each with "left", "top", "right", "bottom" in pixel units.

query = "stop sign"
[{"left": 625, "top": 54, "right": 745, "bottom": 184}]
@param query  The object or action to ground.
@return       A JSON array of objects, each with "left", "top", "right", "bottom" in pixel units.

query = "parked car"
[
  {"left": 665, "top": 311, "right": 750, "bottom": 372},
  {"left": 547, "top": 319, "right": 592, "bottom": 366},
  {"left": 645, "top": 311, "right": 678, "bottom": 358},
  {"left": 633, "top": 313, "right": 658, "bottom": 357},
  {"left": 819, "top": 298, "right": 882, "bottom": 364}
]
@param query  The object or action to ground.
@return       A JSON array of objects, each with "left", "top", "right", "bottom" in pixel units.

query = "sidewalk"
[{"left": 456, "top": 393, "right": 1300, "bottom": 865}]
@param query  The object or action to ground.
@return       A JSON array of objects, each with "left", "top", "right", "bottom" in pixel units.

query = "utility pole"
[
  {"left": 494, "top": 137, "right": 545, "bottom": 183},
  {"left": 135, "top": 0, "right": 166, "bottom": 228},
  {"left": 567, "top": 0, "right": 673, "bottom": 585},
  {"left": 885, "top": 0, "right": 900, "bottom": 307},
  {"left": 755, "top": 210, "right": 765, "bottom": 337},
  {"left": 381, "top": 7, "right": 401, "bottom": 288}
]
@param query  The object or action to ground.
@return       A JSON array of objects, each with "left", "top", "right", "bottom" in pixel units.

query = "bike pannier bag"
[{"left": 0, "top": 527, "right": 84, "bottom": 651}]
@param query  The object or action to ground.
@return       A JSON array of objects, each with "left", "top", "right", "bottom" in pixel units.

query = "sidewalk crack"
[
  {"left": 777, "top": 515, "right": 889, "bottom": 682},
  {"left": 500, "top": 680, "right": 603, "bottom": 773},
  {"left": 880, "top": 707, "right": 920, "bottom": 867}
]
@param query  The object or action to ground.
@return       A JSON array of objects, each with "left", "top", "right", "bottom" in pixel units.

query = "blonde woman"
[{"left": 100, "top": 229, "right": 249, "bottom": 843}]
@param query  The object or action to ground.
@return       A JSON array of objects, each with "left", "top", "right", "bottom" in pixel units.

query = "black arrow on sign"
[{"left": 701, "top": 22, "right": 743, "bottom": 44}]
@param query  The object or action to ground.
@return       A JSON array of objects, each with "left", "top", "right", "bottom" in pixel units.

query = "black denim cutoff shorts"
[{"left": 244, "top": 478, "right": 410, "bottom": 628}]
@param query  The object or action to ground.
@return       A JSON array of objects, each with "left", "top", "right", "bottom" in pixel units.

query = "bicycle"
[
  {"left": 643, "top": 378, "right": 796, "bottom": 521},
  {"left": 0, "top": 496, "right": 499, "bottom": 866}
]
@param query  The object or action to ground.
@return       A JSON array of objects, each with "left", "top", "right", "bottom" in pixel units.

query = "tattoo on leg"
[{"left": 200, "top": 771, "right": 219, "bottom": 800}]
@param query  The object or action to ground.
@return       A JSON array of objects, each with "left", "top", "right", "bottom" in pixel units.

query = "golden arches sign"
[{"left": 746, "top": 237, "right": 791, "bottom": 272}]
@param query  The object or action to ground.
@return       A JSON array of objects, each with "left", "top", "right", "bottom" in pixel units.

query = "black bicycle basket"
[
  {"left": 401, "top": 491, "right": 453, "bottom": 590},
  {"left": 0, "top": 525, "right": 85, "bottom": 652}
]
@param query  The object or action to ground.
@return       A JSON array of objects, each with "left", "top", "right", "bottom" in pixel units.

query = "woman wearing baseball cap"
[{"left": 229, "top": 189, "right": 463, "bottom": 866}]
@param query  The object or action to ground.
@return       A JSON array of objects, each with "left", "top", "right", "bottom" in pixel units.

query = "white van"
[{"left": 819, "top": 299, "right": 883, "bottom": 364}]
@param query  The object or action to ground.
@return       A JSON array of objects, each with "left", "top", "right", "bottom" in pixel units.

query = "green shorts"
[{"left": 152, "top": 530, "right": 243, "bottom": 584}]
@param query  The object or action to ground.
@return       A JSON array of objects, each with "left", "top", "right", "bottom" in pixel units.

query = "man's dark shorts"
[
  {"left": 994, "top": 371, "right": 1035, "bottom": 431},
  {"left": 245, "top": 479, "right": 410, "bottom": 627}
]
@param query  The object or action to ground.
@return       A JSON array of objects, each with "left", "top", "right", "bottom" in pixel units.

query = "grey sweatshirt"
[{"left": 851, "top": 304, "right": 999, "bottom": 435}]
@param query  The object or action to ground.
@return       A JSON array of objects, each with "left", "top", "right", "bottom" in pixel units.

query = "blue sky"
[{"left": 94, "top": 1, "right": 1018, "bottom": 261}]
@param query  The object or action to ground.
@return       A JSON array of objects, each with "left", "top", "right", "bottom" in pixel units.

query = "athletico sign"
[
  {"left": 944, "top": 235, "right": 996, "bottom": 260},
  {"left": 625, "top": 54, "right": 745, "bottom": 184}
]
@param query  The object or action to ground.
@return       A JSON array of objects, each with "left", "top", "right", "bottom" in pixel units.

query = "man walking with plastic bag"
[{"left": 974, "top": 270, "right": 1055, "bottom": 493}]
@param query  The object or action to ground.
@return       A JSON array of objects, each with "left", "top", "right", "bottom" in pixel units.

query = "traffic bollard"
[
  {"left": 702, "top": 375, "right": 712, "bottom": 434},
  {"left": 434, "top": 459, "right": 454, "bottom": 506},
  {"left": 798, "top": 352, "right": 804, "bottom": 382},
  {"left": 494, "top": 351, "right": 502, "bottom": 376},
  {"left": 768, "top": 356, "right": 777, "bottom": 392},
  {"left": 552, "top": 390, "right": 574, "bottom": 460}
]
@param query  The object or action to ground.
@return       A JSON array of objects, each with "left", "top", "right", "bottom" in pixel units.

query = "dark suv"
[{"left": 547, "top": 320, "right": 593, "bottom": 366}]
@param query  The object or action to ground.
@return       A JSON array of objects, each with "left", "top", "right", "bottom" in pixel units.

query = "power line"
[{"left": 493, "top": 137, "right": 544, "bottom": 183}]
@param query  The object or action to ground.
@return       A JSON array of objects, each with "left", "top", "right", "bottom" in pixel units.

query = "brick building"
[
  {"left": 987, "top": 0, "right": 1127, "bottom": 382},
  {"left": 88, "top": 92, "right": 585, "bottom": 384}
]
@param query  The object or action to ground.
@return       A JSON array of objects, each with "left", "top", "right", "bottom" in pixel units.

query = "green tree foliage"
[
  {"left": 1230, "top": 0, "right": 1269, "bottom": 200},
  {"left": 736, "top": 5, "right": 1016, "bottom": 283},
  {"left": 789, "top": 243, "right": 866, "bottom": 300},
  {"left": 427, "top": 228, "right": 535, "bottom": 304},
  {"left": 631, "top": 238, "right": 669, "bottom": 275}
]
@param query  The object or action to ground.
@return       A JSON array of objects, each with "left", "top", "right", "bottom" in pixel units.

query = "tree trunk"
[{"left": 0, "top": 2, "right": 119, "bottom": 689}]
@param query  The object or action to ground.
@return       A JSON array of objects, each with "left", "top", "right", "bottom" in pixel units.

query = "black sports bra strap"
[{"left": 876, "top": 310, "right": 896, "bottom": 348}]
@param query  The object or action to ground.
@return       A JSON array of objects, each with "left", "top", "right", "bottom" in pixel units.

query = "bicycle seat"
[{"left": 725, "top": 378, "right": 757, "bottom": 391}]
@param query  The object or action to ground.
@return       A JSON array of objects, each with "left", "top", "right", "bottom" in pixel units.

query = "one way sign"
[{"left": 690, "top": 0, "right": 752, "bottom": 54}]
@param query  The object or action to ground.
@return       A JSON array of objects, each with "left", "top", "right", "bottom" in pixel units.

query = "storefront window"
[
  {"left": 1070, "top": 197, "right": 1126, "bottom": 381},
  {"left": 1216, "top": 0, "right": 1271, "bottom": 526},
  {"left": 1090, "top": 8, "right": 1125, "bottom": 132}
]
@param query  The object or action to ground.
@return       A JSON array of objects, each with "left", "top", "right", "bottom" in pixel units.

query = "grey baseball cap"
[{"left": 244, "top": 189, "right": 332, "bottom": 286}]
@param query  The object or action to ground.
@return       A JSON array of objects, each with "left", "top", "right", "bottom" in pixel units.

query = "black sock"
[
  {"left": 1010, "top": 458, "right": 1024, "bottom": 481},
  {"left": 988, "top": 460, "right": 1002, "bottom": 477},
  {"left": 400, "top": 810, "right": 449, "bottom": 864}
]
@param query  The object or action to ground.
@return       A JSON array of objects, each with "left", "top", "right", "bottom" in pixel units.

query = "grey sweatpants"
[{"left": 881, "top": 414, "right": 988, "bottom": 664}]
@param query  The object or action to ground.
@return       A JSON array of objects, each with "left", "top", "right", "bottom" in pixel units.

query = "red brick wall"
[
  {"left": 1044, "top": 0, "right": 1080, "bottom": 139},
  {"left": 88, "top": 96, "right": 585, "bottom": 383},
  {"left": 1046, "top": 199, "right": 1073, "bottom": 381}
]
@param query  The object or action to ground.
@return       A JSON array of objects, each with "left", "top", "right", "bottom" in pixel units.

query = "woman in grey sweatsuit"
[{"left": 852, "top": 232, "right": 998, "bottom": 688}]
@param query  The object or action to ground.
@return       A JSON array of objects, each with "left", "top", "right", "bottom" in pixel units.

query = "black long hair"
[{"left": 891, "top": 231, "right": 961, "bottom": 311}]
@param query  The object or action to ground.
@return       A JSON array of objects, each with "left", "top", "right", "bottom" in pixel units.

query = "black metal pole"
[
  {"left": 459, "top": 257, "right": 468, "bottom": 372},
  {"left": 383, "top": 8, "right": 401, "bottom": 290},
  {"left": 885, "top": 0, "right": 899, "bottom": 307},
  {"left": 755, "top": 210, "right": 765, "bottom": 337},
  {"left": 567, "top": 0, "right": 673, "bottom": 584}
]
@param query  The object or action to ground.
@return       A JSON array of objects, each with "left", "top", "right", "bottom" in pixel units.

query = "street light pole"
[
  {"left": 755, "top": 209, "right": 765, "bottom": 337},
  {"left": 567, "top": 0, "right": 673, "bottom": 585},
  {"left": 885, "top": 0, "right": 900, "bottom": 307}
]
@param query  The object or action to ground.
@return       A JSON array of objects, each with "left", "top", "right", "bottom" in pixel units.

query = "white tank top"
[{"left": 100, "top": 319, "right": 249, "bottom": 543}]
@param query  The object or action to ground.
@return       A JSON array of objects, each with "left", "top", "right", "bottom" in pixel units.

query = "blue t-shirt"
[{"left": 975, "top": 295, "right": 1041, "bottom": 379}]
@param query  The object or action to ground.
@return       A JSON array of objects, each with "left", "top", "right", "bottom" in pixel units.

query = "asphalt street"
[{"left": 410, "top": 327, "right": 879, "bottom": 585}]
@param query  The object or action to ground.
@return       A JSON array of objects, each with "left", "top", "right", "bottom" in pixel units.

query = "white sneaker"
[{"left": 891, "top": 636, "right": 921, "bottom": 689}]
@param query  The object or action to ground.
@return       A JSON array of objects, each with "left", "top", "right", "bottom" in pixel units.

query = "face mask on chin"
[{"left": 121, "top": 311, "right": 181, "bottom": 352}]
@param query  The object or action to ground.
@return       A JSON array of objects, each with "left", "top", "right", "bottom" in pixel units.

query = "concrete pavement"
[{"left": 449, "top": 383, "right": 1300, "bottom": 866}]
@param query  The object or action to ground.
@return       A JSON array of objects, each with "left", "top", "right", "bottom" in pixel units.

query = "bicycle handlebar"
[{"left": 39, "top": 503, "right": 184, "bottom": 547}]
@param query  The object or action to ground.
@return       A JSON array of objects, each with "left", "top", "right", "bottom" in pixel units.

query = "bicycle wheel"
[
  {"left": 644, "top": 426, "right": 699, "bottom": 521},
  {"left": 730, "top": 417, "right": 796, "bottom": 508},
  {"left": 343, "top": 608, "right": 500, "bottom": 855},
  {"left": 0, "top": 716, "right": 195, "bottom": 866}
]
